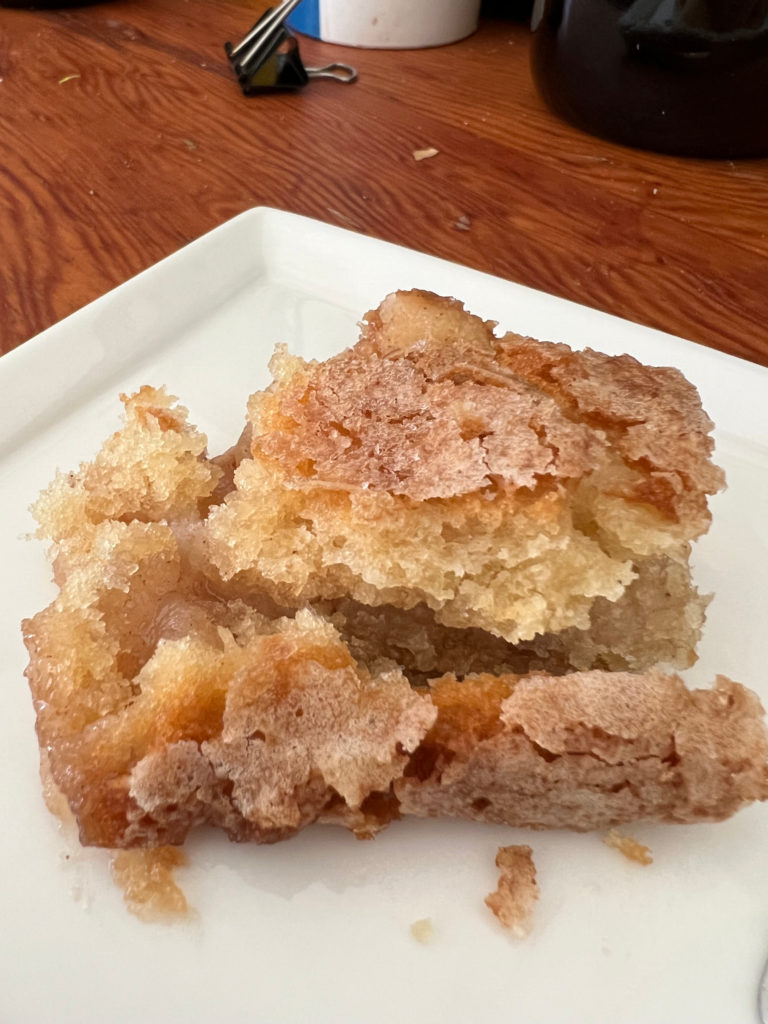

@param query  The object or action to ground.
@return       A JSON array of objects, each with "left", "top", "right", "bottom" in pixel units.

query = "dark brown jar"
[{"left": 530, "top": 0, "right": 768, "bottom": 158}]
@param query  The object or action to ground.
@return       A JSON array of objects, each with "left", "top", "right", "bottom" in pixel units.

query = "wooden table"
[{"left": 1, "top": 1, "right": 767, "bottom": 366}]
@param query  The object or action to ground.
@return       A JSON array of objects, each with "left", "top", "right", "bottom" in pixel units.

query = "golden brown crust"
[
  {"left": 357, "top": 288, "right": 498, "bottom": 359},
  {"left": 25, "top": 521, "right": 434, "bottom": 848},
  {"left": 494, "top": 337, "right": 725, "bottom": 525},
  {"left": 396, "top": 672, "right": 768, "bottom": 830},
  {"left": 253, "top": 339, "right": 602, "bottom": 501},
  {"left": 22, "top": 494, "right": 768, "bottom": 847},
  {"left": 358, "top": 290, "right": 724, "bottom": 521}
]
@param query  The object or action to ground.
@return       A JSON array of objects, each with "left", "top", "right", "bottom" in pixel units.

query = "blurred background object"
[
  {"left": 482, "top": 0, "right": 535, "bottom": 17},
  {"left": 287, "top": 0, "right": 484, "bottom": 48},
  {"left": 530, "top": 0, "right": 768, "bottom": 157}
]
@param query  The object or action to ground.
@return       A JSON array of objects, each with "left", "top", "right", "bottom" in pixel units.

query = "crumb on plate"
[
  {"left": 110, "top": 847, "right": 189, "bottom": 921},
  {"left": 410, "top": 918, "right": 434, "bottom": 944},
  {"left": 603, "top": 829, "right": 653, "bottom": 865},
  {"left": 485, "top": 844, "right": 538, "bottom": 937}
]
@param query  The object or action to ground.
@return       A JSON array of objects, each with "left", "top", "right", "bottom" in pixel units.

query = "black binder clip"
[{"left": 225, "top": 0, "right": 357, "bottom": 95}]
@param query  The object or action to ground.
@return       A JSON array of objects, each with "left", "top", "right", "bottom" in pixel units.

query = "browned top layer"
[
  {"left": 494, "top": 335, "right": 725, "bottom": 514},
  {"left": 250, "top": 290, "right": 724, "bottom": 519},
  {"left": 259, "top": 348, "right": 602, "bottom": 501}
]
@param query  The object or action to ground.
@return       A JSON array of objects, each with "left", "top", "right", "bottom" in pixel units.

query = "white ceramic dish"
[{"left": 2, "top": 208, "right": 767, "bottom": 1024}]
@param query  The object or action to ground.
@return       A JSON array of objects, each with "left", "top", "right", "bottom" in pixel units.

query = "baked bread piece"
[
  {"left": 204, "top": 290, "right": 721, "bottom": 652},
  {"left": 23, "top": 368, "right": 768, "bottom": 852}
]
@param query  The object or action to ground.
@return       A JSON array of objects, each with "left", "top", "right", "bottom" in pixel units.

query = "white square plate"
[{"left": 2, "top": 208, "right": 768, "bottom": 1024}]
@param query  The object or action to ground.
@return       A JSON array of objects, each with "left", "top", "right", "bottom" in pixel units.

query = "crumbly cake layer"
[
  {"left": 323, "top": 553, "right": 707, "bottom": 684},
  {"left": 22, "top": 507, "right": 768, "bottom": 847},
  {"left": 204, "top": 290, "right": 723, "bottom": 644},
  {"left": 24, "top": 513, "right": 768, "bottom": 846},
  {"left": 24, "top": 514, "right": 433, "bottom": 847}
]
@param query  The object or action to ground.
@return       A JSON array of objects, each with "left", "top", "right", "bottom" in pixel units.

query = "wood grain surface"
[{"left": 1, "top": 1, "right": 767, "bottom": 365}]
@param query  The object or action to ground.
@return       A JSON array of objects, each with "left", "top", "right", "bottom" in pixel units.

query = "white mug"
[{"left": 288, "top": 0, "right": 482, "bottom": 48}]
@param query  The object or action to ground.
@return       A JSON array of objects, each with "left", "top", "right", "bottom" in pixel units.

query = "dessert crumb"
[
  {"left": 485, "top": 845, "right": 538, "bottom": 937},
  {"left": 604, "top": 829, "right": 653, "bottom": 865},
  {"left": 110, "top": 847, "right": 190, "bottom": 921},
  {"left": 410, "top": 918, "right": 434, "bottom": 944}
]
